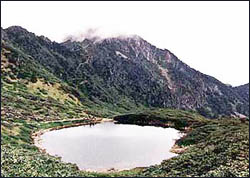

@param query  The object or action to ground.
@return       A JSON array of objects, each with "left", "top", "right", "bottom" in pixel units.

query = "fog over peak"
[{"left": 62, "top": 27, "right": 140, "bottom": 43}]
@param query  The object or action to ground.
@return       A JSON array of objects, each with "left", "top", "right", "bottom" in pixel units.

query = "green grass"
[
  {"left": 1, "top": 44, "right": 249, "bottom": 177},
  {"left": 1, "top": 62, "right": 141, "bottom": 176},
  {"left": 114, "top": 109, "right": 249, "bottom": 177},
  {"left": 1, "top": 115, "right": 139, "bottom": 177},
  {"left": 2, "top": 99, "right": 248, "bottom": 177}
]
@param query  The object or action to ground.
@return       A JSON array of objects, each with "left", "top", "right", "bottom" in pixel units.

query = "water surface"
[{"left": 39, "top": 122, "right": 181, "bottom": 172}]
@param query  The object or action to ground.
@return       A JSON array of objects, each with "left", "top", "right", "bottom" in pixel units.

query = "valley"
[{"left": 1, "top": 26, "right": 249, "bottom": 177}]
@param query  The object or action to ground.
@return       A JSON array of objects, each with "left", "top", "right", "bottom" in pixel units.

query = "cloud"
[
  {"left": 63, "top": 28, "right": 101, "bottom": 42},
  {"left": 62, "top": 27, "right": 139, "bottom": 43}
]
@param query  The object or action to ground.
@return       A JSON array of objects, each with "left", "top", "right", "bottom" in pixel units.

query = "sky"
[{"left": 1, "top": 1, "right": 249, "bottom": 86}]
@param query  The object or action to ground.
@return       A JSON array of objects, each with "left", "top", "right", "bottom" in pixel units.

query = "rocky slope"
[
  {"left": 1, "top": 26, "right": 249, "bottom": 118},
  {"left": 1, "top": 26, "right": 249, "bottom": 177},
  {"left": 234, "top": 83, "right": 249, "bottom": 103}
]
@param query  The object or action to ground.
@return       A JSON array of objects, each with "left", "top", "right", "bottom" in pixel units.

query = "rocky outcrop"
[
  {"left": 234, "top": 83, "right": 249, "bottom": 102},
  {"left": 1, "top": 26, "right": 249, "bottom": 118}
]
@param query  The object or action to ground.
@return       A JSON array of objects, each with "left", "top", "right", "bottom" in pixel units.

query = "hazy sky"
[{"left": 1, "top": 1, "right": 249, "bottom": 86}]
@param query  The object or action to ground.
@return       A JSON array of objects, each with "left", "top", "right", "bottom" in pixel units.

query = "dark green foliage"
[
  {"left": 114, "top": 109, "right": 249, "bottom": 177},
  {"left": 2, "top": 26, "right": 249, "bottom": 118},
  {"left": 1, "top": 26, "right": 249, "bottom": 177}
]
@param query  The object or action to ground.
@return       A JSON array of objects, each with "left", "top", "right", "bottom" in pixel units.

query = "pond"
[{"left": 37, "top": 121, "right": 182, "bottom": 172}]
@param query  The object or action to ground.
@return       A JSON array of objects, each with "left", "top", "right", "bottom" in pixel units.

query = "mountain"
[
  {"left": 234, "top": 83, "right": 249, "bottom": 103},
  {"left": 1, "top": 26, "right": 249, "bottom": 118}
]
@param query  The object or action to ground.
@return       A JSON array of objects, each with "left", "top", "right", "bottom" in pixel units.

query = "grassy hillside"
[
  {"left": 2, "top": 26, "right": 249, "bottom": 118},
  {"left": 1, "top": 27, "right": 249, "bottom": 177},
  {"left": 0, "top": 41, "right": 144, "bottom": 177},
  {"left": 114, "top": 109, "right": 249, "bottom": 177},
  {"left": 2, "top": 96, "right": 248, "bottom": 177}
]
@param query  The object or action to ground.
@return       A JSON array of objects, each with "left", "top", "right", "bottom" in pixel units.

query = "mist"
[{"left": 62, "top": 27, "right": 139, "bottom": 43}]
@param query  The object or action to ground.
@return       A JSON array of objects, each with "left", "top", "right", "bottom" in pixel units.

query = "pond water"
[{"left": 38, "top": 122, "right": 182, "bottom": 172}]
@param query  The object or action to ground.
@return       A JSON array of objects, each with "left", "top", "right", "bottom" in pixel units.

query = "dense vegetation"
[
  {"left": 1, "top": 26, "right": 249, "bottom": 118},
  {"left": 1, "top": 26, "right": 249, "bottom": 177},
  {"left": 114, "top": 110, "right": 249, "bottom": 177},
  {"left": 1, "top": 38, "right": 143, "bottom": 177}
]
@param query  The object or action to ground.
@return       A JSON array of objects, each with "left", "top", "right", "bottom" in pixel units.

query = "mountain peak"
[
  {"left": 1, "top": 25, "right": 249, "bottom": 118},
  {"left": 5, "top": 25, "right": 29, "bottom": 34}
]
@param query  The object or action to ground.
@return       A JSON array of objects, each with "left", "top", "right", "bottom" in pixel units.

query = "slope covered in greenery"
[
  {"left": 114, "top": 109, "right": 249, "bottom": 177},
  {"left": 1, "top": 41, "right": 124, "bottom": 177},
  {"left": 2, "top": 26, "right": 249, "bottom": 118},
  {"left": 1, "top": 26, "right": 249, "bottom": 177},
  {"left": 1, "top": 35, "right": 144, "bottom": 177}
]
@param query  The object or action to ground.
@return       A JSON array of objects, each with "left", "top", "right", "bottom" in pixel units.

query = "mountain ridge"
[{"left": 1, "top": 25, "right": 249, "bottom": 118}]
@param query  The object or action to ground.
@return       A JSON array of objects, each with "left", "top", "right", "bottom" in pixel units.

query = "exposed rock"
[{"left": 1, "top": 26, "right": 249, "bottom": 118}]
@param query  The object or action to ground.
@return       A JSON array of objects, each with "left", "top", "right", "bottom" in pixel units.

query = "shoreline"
[
  {"left": 32, "top": 118, "right": 188, "bottom": 173},
  {"left": 32, "top": 118, "right": 108, "bottom": 154}
]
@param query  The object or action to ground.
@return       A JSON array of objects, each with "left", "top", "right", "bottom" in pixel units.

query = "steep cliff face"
[{"left": 1, "top": 26, "right": 249, "bottom": 118}]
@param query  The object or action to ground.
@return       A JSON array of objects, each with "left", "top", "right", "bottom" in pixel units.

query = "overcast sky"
[{"left": 1, "top": 1, "right": 249, "bottom": 86}]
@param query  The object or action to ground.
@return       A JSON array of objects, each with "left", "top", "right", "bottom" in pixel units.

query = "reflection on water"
[{"left": 40, "top": 122, "right": 181, "bottom": 171}]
